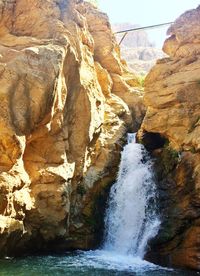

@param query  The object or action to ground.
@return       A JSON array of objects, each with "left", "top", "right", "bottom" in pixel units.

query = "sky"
[{"left": 98, "top": 0, "right": 200, "bottom": 48}]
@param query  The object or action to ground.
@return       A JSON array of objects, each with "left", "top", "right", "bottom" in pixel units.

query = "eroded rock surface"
[
  {"left": 0, "top": 0, "right": 144, "bottom": 256},
  {"left": 140, "top": 5, "right": 200, "bottom": 270}
]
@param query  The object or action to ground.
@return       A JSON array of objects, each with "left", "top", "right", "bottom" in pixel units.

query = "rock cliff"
[
  {"left": 0, "top": 0, "right": 144, "bottom": 256},
  {"left": 139, "top": 5, "right": 200, "bottom": 270}
]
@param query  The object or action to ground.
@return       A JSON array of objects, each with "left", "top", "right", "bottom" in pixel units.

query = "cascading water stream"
[
  {"left": 103, "top": 133, "right": 160, "bottom": 258},
  {"left": 73, "top": 134, "right": 163, "bottom": 273},
  {"left": 1, "top": 133, "right": 178, "bottom": 275},
  {"left": 71, "top": 133, "right": 163, "bottom": 273}
]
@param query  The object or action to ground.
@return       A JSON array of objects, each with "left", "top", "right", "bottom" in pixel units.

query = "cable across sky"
[
  {"left": 114, "top": 22, "right": 174, "bottom": 34},
  {"left": 114, "top": 22, "right": 174, "bottom": 45}
]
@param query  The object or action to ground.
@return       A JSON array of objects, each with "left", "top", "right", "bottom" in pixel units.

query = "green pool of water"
[{"left": 0, "top": 250, "right": 199, "bottom": 276}]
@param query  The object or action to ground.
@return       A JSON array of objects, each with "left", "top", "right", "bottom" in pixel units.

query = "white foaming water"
[
  {"left": 103, "top": 133, "right": 160, "bottom": 258},
  {"left": 63, "top": 133, "right": 167, "bottom": 273}
]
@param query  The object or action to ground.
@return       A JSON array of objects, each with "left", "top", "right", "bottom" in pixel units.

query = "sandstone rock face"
[
  {"left": 0, "top": 0, "right": 144, "bottom": 256},
  {"left": 140, "top": 5, "right": 200, "bottom": 270}
]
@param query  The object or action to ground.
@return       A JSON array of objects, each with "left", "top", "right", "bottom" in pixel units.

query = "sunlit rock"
[
  {"left": 0, "top": 0, "right": 144, "bottom": 255},
  {"left": 140, "top": 5, "right": 200, "bottom": 270}
]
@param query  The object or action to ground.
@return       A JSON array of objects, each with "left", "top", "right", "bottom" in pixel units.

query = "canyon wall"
[
  {"left": 2, "top": 0, "right": 200, "bottom": 270},
  {"left": 140, "top": 5, "right": 200, "bottom": 270},
  {"left": 0, "top": 0, "right": 144, "bottom": 256}
]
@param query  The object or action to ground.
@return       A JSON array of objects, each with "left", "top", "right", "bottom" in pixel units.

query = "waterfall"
[{"left": 103, "top": 133, "right": 160, "bottom": 258}]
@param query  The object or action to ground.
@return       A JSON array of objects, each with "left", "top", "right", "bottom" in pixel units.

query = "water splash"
[{"left": 103, "top": 133, "right": 160, "bottom": 258}]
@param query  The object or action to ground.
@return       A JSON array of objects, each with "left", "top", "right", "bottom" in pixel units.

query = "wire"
[
  {"left": 119, "top": 32, "right": 128, "bottom": 45},
  {"left": 114, "top": 22, "right": 174, "bottom": 35}
]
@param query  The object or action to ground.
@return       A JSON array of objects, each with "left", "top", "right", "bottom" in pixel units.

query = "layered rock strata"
[
  {"left": 0, "top": 0, "right": 144, "bottom": 256},
  {"left": 140, "top": 5, "right": 200, "bottom": 270}
]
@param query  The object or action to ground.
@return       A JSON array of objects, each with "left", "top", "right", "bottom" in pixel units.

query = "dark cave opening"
[{"left": 139, "top": 131, "right": 167, "bottom": 151}]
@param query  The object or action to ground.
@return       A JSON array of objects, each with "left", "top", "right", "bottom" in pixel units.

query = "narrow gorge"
[{"left": 0, "top": 0, "right": 200, "bottom": 274}]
